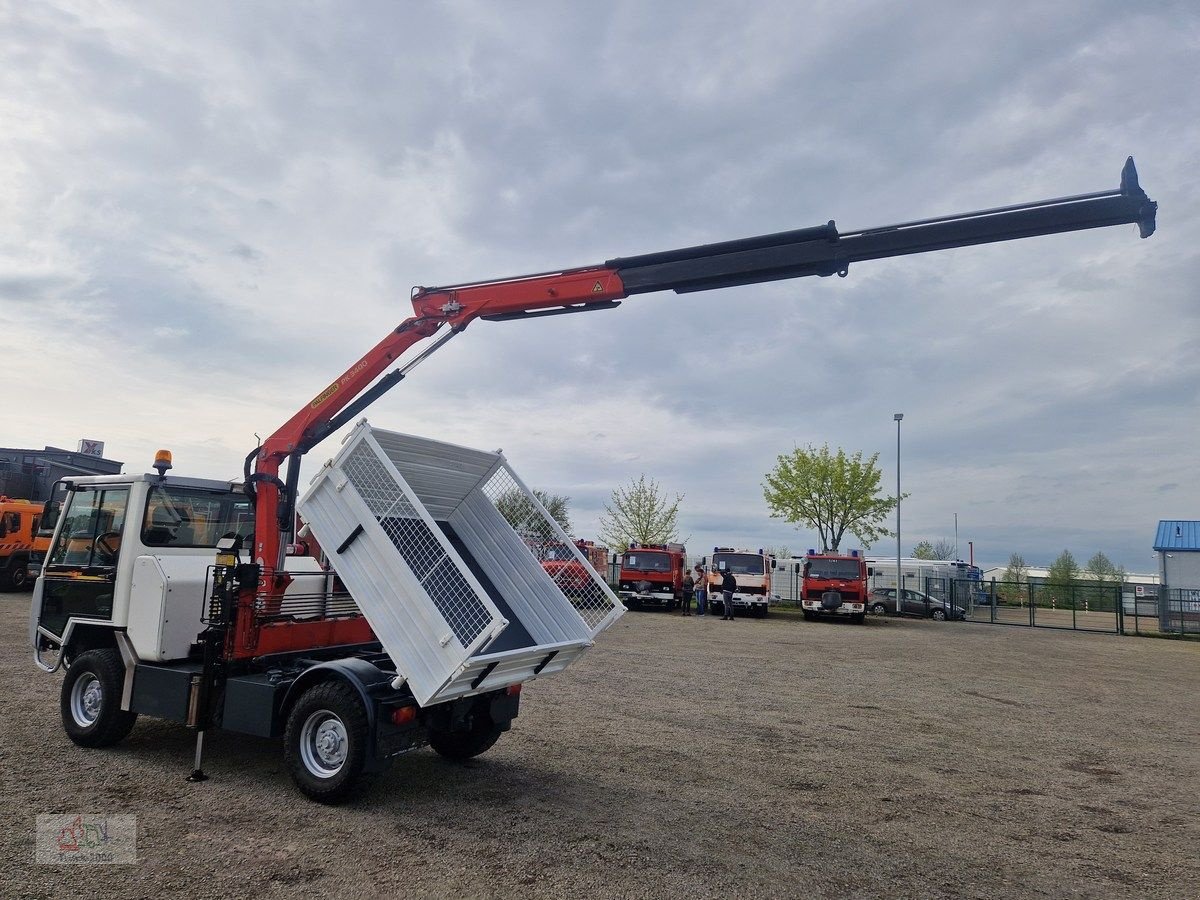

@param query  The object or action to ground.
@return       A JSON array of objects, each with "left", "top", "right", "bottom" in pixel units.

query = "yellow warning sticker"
[{"left": 592, "top": 281, "right": 603, "bottom": 293}]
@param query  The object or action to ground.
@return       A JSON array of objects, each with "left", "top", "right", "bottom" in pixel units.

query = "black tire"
[
  {"left": 851, "top": 613, "right": 866, "bottom": 625},
  {"left": 284, "top": 680, "right": 373, "bottom": 804},
  {"left": 60, "top": 649, "right": 137, "bottom": 748},
  {"left": 802, "top": 610, "right": 814, "bottom": 621},
  {"left": 870, "top": 602, "right": 888, "bottom": 616},
  {"left": 429, "top": 712, "right": 504, "bottom": 761},
  {"left": 931, "top": 608, "right": 947, "bottom": 622},
  {"left": 3, "top": 562, "right": 28, "bottom": 591}
]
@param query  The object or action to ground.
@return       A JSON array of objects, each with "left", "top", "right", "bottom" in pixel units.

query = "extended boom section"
[{"left": 607, "top": 157, "right": 1155, "bottom": 294}]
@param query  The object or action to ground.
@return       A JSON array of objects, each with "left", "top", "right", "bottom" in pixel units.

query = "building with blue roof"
[{"left": 1153, "top": 521, "right": 1200, "bottom": 633}]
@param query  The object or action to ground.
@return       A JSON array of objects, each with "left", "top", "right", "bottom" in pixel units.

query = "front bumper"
[{"left": 803, "top": 600, "right": 865, "bottom": 616}]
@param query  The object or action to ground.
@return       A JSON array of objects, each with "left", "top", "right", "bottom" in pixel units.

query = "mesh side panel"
[
  {"left": 341, "top": 442, "right": 493, "bottom": 647},
  {"left": 481, "top": 465, "right": 618, "bottom": 631}
]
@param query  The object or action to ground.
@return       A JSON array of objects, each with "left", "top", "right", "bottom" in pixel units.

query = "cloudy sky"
[{"left": 2, "top": 1, "right": 1197, "bottom": 573}]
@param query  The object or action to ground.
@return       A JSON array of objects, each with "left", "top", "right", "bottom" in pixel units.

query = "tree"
[
  {"left": 597, "top": 475, "right": 681, "bottom": 552},
  {"left": 495, "top": 487, "right": 572, "bottom": 536},
  {"left": 1084, "top": 552, "right": 1118, "bottom": 582},
  {"left": 1045, "top": 549, "right": 1080, "bottom": 607},
  {"left": 762, "top": 444, "right": 901, "bottom": 552},
  {"left": 912, "top": 541, "right": 936, "bottom": 560},
  {"left": 1083, "top": 551, "right": 1121, "bottom": 613},
  {"left": 932, "top": 539, "right": 956, "bottom": 560},
  {"left": 999, "top": 553, "right": 1028, "bottom": 604}
]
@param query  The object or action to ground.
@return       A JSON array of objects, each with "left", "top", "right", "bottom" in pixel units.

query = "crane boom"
[{"left": 236, "top": 157, "right": 1155, "bottom": 659}]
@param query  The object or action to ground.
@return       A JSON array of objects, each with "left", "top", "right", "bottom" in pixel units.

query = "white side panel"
[
  {"left": 299, "top": 428, "right": 509, "bottom": 707},
  {"left": 126, "top": 555, "right": 208, "bottom": 661},
  {"left": 478, "top": 461, "right": 626, "bottom": 639},
  {"left": 450, "top": 492, "right": 591, "bottom": 646}
]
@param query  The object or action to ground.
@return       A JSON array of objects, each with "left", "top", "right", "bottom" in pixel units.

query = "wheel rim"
[
  {"left": 70, "top": 674, "right": 103, "bottom": 727},
  {"left": 872, "top": 604, "right": 886, "bottom": 615},
  {"left": 12, "top": 568, "right": 27, "bottom": 588},
  {"left": 933, "top": 609, "right": 946, "bottom": 620},
  {"left": 299, "top": 709, "right": 348, "bottom": 778}
]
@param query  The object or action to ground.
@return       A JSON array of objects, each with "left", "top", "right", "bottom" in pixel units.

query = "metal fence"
[
  {"left": 1156, "top": 588, "right": 1200, "bottom": 635},
  {"left": 958, "top": 580, "right": 1199, "bottom": 637}
]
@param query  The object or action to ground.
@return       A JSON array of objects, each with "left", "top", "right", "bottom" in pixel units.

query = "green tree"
[
  {"left": 762, "top": 444, "right": 902, "bottom": 552},
  {"left": 1084, "top": 551, "right": 1117, "bottom": 582},
  {"left": 495, "top": 487, "right": 572, "bottom": 535},
  {"left": 1083, "top": 551, "right": 1121, "bottom": 612},
  {"left": 1046, "top": 549, "right": 1081, "bottom": 607},
  {"left": 598, "top": 475, "right": 682, "bottom": 552},
  {"left": 999, "top": 553, "right": 1028, "bottom": 604},
  {"left": 912, "top": 540, "right": 936, "bottom": 559}
]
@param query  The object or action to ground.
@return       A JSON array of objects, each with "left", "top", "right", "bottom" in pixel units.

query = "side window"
[
  {"left": 142, "top": 486, "right": 253, "bottom": 548},
  {"left": 47, "top": 488, "right": 130, "bottom": 567}
]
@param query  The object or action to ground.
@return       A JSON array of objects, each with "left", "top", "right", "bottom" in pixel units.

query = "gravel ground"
[{"left": 2, "top": 590, "right": 1198, "bottom": 899}]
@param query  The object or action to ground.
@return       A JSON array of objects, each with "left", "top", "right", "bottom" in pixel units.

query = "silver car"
[{"left": 868, "top": 587, "right": 964, "bottom": 621}]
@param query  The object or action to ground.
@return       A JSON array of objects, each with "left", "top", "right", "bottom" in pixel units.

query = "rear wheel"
[
  {"left": 284, "top": 681, "right": 373, "bottom": 804},
  {"left": 60, "top": 649, "right": 137, "bottom": 747},
  {"left": 870, "top": 602, "right": 888, "bottom": 616},
  {"left": 430, "top": 713, "right": 504, "bottom": 761}
]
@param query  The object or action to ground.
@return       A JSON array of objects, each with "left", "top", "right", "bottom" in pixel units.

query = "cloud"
[{"left": 1, "top": 0, "right": 1197, "bottom": 575}]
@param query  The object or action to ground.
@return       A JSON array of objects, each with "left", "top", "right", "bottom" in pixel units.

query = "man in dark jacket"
[{"left": 720, "top": 568, "right": 737, "bottom": 620}]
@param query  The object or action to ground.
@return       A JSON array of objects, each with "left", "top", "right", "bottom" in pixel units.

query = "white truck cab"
[{"left": 31, "top": 473, "right": 254, "bottom": 665}]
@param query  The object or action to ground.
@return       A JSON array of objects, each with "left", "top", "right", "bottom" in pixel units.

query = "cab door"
[{"left": 36, "top": 485, "right": 131, "bottom": 639}]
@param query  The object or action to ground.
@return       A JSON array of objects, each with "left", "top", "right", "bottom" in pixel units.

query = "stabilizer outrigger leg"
[{"left": 186, "top": 730, "right": 209, "bottom": 783}]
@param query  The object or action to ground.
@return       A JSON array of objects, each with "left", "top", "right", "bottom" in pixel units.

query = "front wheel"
[
  {"left": 931, "top": 608, "right": 947, "bottom": 621},
  {"left": 851, "top": 613, "right": 866, "bottom": 624},
  {"left": 3, "top": 563, "right": 28, "bottom": 591},
  {"left": 60, "top": 649, "right": 138, "bottom": 747},
  {"left": 284, "top": 681, "right": 373, "bottom": 804}
]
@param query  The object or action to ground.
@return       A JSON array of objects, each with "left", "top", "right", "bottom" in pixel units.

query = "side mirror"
[
  {"left": 794, "top": 563, "right": 801, "bottom": 574},
  {"left": 867, "top": 567, "right": 874, "bottom": 577}
]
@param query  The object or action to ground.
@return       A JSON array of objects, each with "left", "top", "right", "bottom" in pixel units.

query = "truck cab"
[
  {"left": 617, "top": 542, "right": 686, "bottom": 610},
  {"left": 706, "top": 548, "right": 772, "bottom": 618},
  {"left": 31, "top": 473, "right": 256, "bottom": 664},
  {"left": 800, "top": 549, "right": 868, "bottom": 623},
  {"left": 0, "top": 496, "right": 43, "bottom": 591}
]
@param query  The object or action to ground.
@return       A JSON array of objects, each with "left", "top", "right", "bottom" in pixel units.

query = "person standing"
[
  {"left": 680, "top": 569, "right": 694, "bottom": 616},
  {"left": 694, "top": 564, "right": 707, "bottom": 616},
  {"left": 721, "top": 568, "right": 737, "bottom": 620}
]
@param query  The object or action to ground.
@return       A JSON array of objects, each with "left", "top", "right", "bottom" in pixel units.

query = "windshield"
[
  {"left": 142, "top": 485, "right": 253, "bottom": 548},
  {"left": 48, "top": 487, "right": 130, "bottom": 567},
  {"left": 714, "top": 553, "right": 764, "bottom": 575},
  {"left": 622, "top": 551, "right": 672, "bottom": 572},
  {"left": 805, "top": 558, "right": 862, "bottom": 580}
]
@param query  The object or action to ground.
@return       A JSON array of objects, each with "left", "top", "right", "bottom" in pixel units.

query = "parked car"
[{"left": 867, "top": 587, "right": 965, "bottom": 621}]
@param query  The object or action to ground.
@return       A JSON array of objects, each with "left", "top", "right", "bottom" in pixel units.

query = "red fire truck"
[
  {"left": 617, "top": 542, "right": 687, "bottom": 610},
  {"left": 541, "top": 539, "right": 609, "bottom": 592},
  {"left": 801, "top": 549, "right": 870, "bottom": 624}
]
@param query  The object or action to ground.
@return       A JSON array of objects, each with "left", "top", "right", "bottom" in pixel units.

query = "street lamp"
[{"left": 894, "top": 413, "right": 903, "bottom": 607}]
